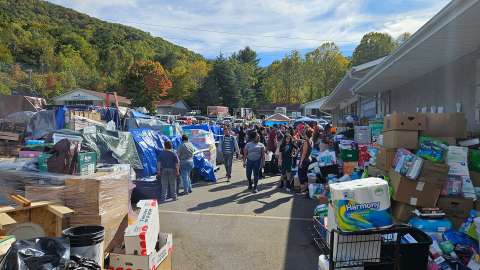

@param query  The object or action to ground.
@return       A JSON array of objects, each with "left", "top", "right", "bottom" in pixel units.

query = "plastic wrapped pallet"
[{"left": 0, "top": 163, "right": 131, "bottom": 251}]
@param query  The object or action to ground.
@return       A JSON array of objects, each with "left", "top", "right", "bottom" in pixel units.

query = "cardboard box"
[
  {"left": 368, "top": 166, "right": 387, "bottom": 178},
  {"left": 391, "top": 201, "right": 415, "bottom": 223},
  {"left": 375, "top": 147, "right": 396, "bottom": 171},
  {"left": 449, "top": 216, "right": 465, "bottom": 230},
  {"left": 437, "top": 196, "right": 473, "bottom": 219},
  {"left": 383, "top": 130, "right": 418, "bottom": 149},
  {"left": 109, "top": 232, "right": 173, "bottom": 270},
  {"left": 422, "top": 113, "right": 467, "bottom": 138},
  {"left": 418, "top": 160, "right": 448, "bottom": 185},
  {"left": 69, "top": 212, "right": 127, "bottom": 252},
  {"left": 64, "top": 171, "right": 129, "bottom": 216},
  {"left": 125, "top": 200, "right": 160, "bottom": 256},
  {"left": 384, "top": 113, "right": 426, "bottom": 131},
  {"left": 389, "top": 170, "right": 442, "bottom": 207},
  {"left": 470, "top": 171, "right": 480, "bottom": 187},
  {"left": 343, "top": 161, "right": 357, "bottom": 175}
]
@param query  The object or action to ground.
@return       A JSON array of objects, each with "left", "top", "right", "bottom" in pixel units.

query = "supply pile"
[{"left": 313, "top": 112, "right": 480, "bottom": 269}]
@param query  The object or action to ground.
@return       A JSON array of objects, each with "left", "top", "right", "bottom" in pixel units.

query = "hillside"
[{"left": 0, "top": 0, "right": 205, "bottom": 100}]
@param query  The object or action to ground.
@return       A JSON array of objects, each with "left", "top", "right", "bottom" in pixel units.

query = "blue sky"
[{"left": 49, "top": 0, "right": 450, "bottom": 66}]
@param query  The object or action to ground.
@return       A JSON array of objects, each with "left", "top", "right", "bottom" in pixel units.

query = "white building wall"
[{"left": 388, "top": 48, "right": 480, "bottom": 132}]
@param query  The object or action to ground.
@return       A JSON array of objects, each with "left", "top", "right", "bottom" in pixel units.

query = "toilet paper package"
[{"left": 330, "top": 178, "right": 393, "bottom": 232}]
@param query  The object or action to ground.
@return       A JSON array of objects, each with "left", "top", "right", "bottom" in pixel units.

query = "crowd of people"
[
  {"left": 226, "top": 121, "right": 335, "bottom": 194},
  {"left": 155, "top": 120, "right": 335, "bottom": 202}
]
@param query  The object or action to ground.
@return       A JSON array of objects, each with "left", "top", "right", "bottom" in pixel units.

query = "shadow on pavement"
[
  {"left": 253, "top": 196, "right": 292, "bottom": 214},
  {"left": 283, "top": 193, "right": 319, "bottom": 269},
  {"left": 187, "top": 189, "right": 252, "bottom": 211}
]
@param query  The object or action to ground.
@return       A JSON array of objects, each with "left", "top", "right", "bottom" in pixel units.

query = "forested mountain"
[
  {"left": 0, "top": 0, "right": 409, "bottom": 113},
  {"left": 0, "top": 0, "right": 205, "bottom": 103}
]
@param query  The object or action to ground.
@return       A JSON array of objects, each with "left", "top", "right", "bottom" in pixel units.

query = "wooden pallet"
[
  {"left": 0, "top": 201, "right": 74, "bottom": 238},
  {"left": 0, "top": 132, "right": 20, "bottom": 141}
]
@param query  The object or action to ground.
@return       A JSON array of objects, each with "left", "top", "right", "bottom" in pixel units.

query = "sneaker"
[
  {"left": 253, "top": 188, "right": 258, "bottom": 193},
  {"left": 248, "top": 185, "right": 253, "bottom": 190},
  {"left": 286, "top": 188, "right": 291, "bottom": 193}
]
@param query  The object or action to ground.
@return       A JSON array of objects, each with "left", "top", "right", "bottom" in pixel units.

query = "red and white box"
[
  {"left": 124, "top": 199, "right": 160, "bottom": 256},
  {"left": 109, "top": 232, "right": 173, "bottom": 270}
]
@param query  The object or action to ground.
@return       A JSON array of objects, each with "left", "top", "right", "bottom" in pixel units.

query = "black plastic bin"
[
  {"left": 131, "top": 180, "right": 161, "bottom": 204},
  {"left": 312, "top": 221, "right": 433, "bottom": 270},
  {"left": 377, "top": 227, "right": 432, "bottom": 270}
]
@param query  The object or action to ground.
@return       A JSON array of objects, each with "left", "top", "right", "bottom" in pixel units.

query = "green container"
[
  {"left": 340, "top": 149, "right": 359, "bottom": 162},
  {"left": 38, "top": 153, "right": 53, "bottom": 172},
  {"left": 76, "top": 151, "right": 97, "bottom": 175}
]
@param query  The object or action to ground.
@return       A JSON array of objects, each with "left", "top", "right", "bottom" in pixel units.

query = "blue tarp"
[
  {"left": 131, "top": 128, "right": 216, "bottom": 181},
  {"left": 183, "top": 124, "right": 223, "bottom": 136},
  {"left": 194, "top": 153, "right": 216, "bottom": 182},
  {"left": 131, "top": 110, "right": 152, "bottom": 119},
  {"left": 130, "top": 128, "right": 165, "bottom": 177},
  {"left": 183, "top": 124, "right": 223, "bottom": 142}
]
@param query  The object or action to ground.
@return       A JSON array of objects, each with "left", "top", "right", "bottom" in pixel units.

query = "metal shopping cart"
[{"left": 313, "top": 217, "right": 432, "bottom": 270}]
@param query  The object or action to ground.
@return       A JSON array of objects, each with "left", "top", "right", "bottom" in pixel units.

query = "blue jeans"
[
  {"left": 246, "top": 159, "right": 261, "bottom": 188},
  {"left": 180, "top": 159, "right": 194, "bottom": 193},
  {"left": 223, "top": 153, "right": 234, "bottom": 178}
]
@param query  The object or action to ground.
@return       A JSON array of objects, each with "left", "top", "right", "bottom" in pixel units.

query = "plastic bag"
[
  {"left": 0, "top": 237, "right": 70, "bottom": 270},
  {"left": 416, "top": 136, "right": 447, "bottom": 163}
]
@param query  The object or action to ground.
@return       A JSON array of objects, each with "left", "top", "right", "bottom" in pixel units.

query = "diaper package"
[{"left": 330, "top": 178, "right": 393, "bottom": 232}]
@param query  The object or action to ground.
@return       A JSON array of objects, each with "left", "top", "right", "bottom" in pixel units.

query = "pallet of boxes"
[
  {"left": 108, "top": 199, "right": 173, "bottom": 270},
  {"left": 0, "top": 120, "right": 25, "bottom": 157},
  {"left": 375, "top": 112, "right": 476, "bottom": 232}
]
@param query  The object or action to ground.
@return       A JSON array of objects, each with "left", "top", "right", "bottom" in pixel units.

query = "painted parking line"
[{"left": 158, "top": 209, "right": 311, "bottom": 221}]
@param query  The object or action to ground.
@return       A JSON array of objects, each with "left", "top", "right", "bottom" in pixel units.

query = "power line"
[
  {"left": 160, "top": 35, "right": 356, "bottom": 52},
  {"left": 105, "top": 18, "right": 358, "bottom": 44}
]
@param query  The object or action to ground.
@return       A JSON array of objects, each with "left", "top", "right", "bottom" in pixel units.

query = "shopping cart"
[{"left": 313, "top": 217, "right": 432, "bottom": 270}]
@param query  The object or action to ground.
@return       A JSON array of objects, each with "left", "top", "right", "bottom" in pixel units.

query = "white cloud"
[{"left": 47, "top": 0, "right": 450, "bottom": 58}]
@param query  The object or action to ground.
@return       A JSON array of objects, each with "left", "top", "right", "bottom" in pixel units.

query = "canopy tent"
[
  {"left": 294, "top": 117, "right": 317, "bottom": 123},
  {"left": 263, "top": 113, "right": 291, "bottom": 127}
]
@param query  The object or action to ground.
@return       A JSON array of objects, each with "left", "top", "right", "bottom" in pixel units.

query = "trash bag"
[
  {"left": 65, "top": 255, "right": 100, "bottom": 270},
  {"left": 0, "top": 237, "right": 70, "bottom": 270}
]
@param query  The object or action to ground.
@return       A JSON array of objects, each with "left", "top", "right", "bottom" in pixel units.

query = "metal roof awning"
[
  {"left": 320, "top": 57, "right": 387, "bottom": 110},
  {"left": 354, "top": 0, "right": 480, "bottom": 94}
]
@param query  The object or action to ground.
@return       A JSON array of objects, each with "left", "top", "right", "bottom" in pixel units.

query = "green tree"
[
  {"left": 305, "top": 42, "right": 349, "bottom": 98},
  {"left": 168, "top": 59, "right": 210, "bottom": 104},
  {"left": 122, "top": 60, "right": 173, "bottom": 114},
  {"left": 351, "top": 32, "right": 396, "bottom": 66},
  {"left": 396, "top": 32, "right": 411, "bottom": 46}
]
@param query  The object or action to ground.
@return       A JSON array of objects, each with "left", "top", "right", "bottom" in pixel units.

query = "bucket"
[{"left": 62, "top": 226, "right": 105, "bottom": 267}]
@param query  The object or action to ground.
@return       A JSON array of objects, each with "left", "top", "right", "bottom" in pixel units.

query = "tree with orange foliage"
[{"left": 122, "top": 60, "right": 173, "bottom": 114}]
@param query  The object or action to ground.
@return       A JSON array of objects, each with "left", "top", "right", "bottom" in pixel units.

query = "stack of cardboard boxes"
[
  {"left": 374, "top": 112, "right": 474, "bottom": 227},
  {"left": 109, "top": 200, "right": 173, "bottom": 270}
]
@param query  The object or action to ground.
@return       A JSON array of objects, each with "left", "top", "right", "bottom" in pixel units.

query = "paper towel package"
[{"left": 330, "top": 178, "right": 393, "bottom": 232}]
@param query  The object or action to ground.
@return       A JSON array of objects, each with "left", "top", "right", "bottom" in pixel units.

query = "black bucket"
[{"left": 63, "top": 226, "right": 105, "bottom": 266}]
